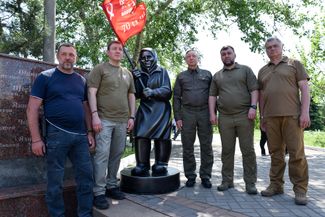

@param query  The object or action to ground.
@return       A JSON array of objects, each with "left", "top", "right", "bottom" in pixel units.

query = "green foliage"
[
  {"left": 308, "top": 99, "right": 325, "bottom": 130},
  {"left": 0, "top": 0, "right": 321, "bottom": 71},
  {"left": 122, "top": 145, "right": 134, "bottom": 158},
  {"left": 299, "top": 15, "right": 325, "bottom": 130},
  {"left": 253, "top": 130, "right": 325, "bottom": 148},
  {"left": 56, "top": 0, "right": 114, "bottom": 67},
  {"left": 304, "top": 130, "right": 325, "bottom": 148},
  {"left": 202, "top": 0, "right": 314, "bottom": 52},
  {"left": 299, "top": 17, "right": 325, "bottom": 104},
  {"left": 0, "top": 0, "right": 43, "bottom": 58}
]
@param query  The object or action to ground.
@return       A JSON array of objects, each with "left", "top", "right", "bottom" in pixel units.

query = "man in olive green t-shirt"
[
  {"left": 258, "top": 37, "right": 310, "bottom": 205},
  {"left": 87, "top": 40, "right": 136, "bottom": 210},
  {"left": 209, "top": 45, "right": 258, "bottom": 195}
]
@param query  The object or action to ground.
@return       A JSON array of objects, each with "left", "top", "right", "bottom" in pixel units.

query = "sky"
[{"left": 194, "top": 24, "right": 309, "bottom": 75}]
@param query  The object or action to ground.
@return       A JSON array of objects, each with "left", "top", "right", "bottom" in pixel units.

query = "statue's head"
[{"left": 139, "top": 48, "right": 158, "bottom": 73}]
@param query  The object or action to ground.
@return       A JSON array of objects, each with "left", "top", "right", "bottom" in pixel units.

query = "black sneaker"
[
  {"left": 105, "top": 187, "right": 125, "bottom": 200},
  {"left": 185, "top": 179, "right": 196, "bottom": 187},
  {"left": 201, "top": 178, "right": 212, "bottom": 188},
  {"left": 93, "top": 195, "right": 109, "bottom": 210}
]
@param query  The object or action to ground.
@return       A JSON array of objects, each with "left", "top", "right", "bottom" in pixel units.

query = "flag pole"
[{"left": 123, "top": 46, "right": 145, "bottom": 89}]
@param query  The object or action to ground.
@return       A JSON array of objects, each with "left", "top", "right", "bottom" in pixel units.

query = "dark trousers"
[
  {"left": 260, "top": 129, "right": 267, "bottom": 155},
  {"left": 46, "top": 125, "right": 94, "bottom": 217},
  {"left": 181, "top": 107, "right": 213, "bottom": 180}
]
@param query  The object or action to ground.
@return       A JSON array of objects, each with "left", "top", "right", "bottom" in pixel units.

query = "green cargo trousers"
[
  {"left": 218, "top": 113, "right": 257, "bottom": 184},
  {"left": 181, "top": 106, "right": 213, "bottom": 180}
]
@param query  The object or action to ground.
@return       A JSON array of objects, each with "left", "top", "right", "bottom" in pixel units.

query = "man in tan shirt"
[
  {"left": 258, "top": 37, "right": 310, "bottom": 205},
  {"left": 87, "top": 40, "right": 136, "bottom": 209}
]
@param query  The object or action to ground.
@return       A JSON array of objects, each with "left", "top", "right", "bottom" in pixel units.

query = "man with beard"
[
  {"left": 209, "top": 45, "right": 258, "bottom": 194},
  {"left": 173, "top": 49, "right": 214, "bottom": 188},
  {"left": 27, "top": 43, "right": 95, "bottom": 216}
]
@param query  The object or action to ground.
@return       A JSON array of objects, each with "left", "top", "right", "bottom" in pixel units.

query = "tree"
[
  {"left": 299, "top": 16, "right": 325, "bottom": 130},
  {"left": 1, "top": 0, "right": 321, "bottom": 70},
  {"left": 0, "top": 0, "right": 43, "bottom": 58}
]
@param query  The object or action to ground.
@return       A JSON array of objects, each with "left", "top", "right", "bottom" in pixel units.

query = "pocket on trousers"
[
  {"left": 46, "top": 128, "right": 61, "bottom": 151},
  {"left": 46, "top": 138, "right": 60, "bottom": 152}
]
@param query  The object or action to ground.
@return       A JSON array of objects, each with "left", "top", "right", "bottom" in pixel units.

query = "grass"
[
  {"left": 304, "top": 130, "right": 325, "bottom": 148},
  {"left": 122, "top": 130, "right": 325, "bottom": 159},
  {"left": 254, "top": 129, "right": 325, "bottom": 148},
  {"left": 122, "top": 145, "right": 134, "bottom": 158}
]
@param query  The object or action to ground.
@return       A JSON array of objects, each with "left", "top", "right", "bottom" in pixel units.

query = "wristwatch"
[{"left": 250, "top": 105, "right": 257, "bottom": 110}]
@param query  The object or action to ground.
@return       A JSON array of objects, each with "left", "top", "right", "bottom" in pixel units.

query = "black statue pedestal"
[{"left": 120, "top": 167, "right": 180, "bottom": 194}]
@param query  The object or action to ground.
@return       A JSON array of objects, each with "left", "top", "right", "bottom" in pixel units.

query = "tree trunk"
[{"left": 43, "top": 0, "right": 56, "bottom": 63}]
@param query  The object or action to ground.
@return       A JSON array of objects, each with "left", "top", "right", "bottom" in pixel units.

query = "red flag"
[{"left": 101, "top": 0, "right": 146, "bottom": 45}]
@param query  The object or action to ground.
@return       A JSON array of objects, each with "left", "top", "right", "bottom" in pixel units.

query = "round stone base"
[{"left": 120, "top": 167, "right": 180, "bottom": 194}]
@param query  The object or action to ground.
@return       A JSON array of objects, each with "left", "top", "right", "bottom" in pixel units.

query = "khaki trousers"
[
  {"left": 265, "top": 116, "right": 309, "bottom": 193},
  {"left": 218, "top": 113, "right": 257, "bottom": 184}
]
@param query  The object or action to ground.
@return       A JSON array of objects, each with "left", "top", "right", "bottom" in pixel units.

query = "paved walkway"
[{"left": 95, "top": 134, "right": 325, "bottom": 217}]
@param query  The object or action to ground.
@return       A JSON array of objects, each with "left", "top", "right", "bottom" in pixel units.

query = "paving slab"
[
  {"left": 95, "top": 133, "right": 325, "bottom": 217},
  {"left": 93, "top": 197, "right": 168, "bottom": 217}
]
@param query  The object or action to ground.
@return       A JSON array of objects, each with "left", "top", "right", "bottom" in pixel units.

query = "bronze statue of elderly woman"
[{"left": 131, "top": 48, "right": 172, "bottom": 177}]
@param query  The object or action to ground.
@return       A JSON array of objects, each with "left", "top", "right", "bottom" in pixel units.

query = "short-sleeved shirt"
[
  {"left": 173, "top": 68, "right": 212, "bottom": 120},
  {"left": 209, "top": 63, "right": 258, "bottom": 115},
  {"left": 258, "top": 56, "right": 309, "bottom": 118},
  {"left": 87, "top": 62, "right": 135, "bottom": 122},
  {"left": 31, "top": 68, "right": 87, "bottom": 134}
]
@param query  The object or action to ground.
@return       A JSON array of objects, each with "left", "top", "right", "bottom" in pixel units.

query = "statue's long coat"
[{"left": 134, "top": 66, "right": 172, "bottom": 139}]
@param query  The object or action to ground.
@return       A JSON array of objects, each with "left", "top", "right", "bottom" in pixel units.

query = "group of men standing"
[
  {"left": 173, "top": 36, "right": 310, "bottom": 206},
  {"left": 26, "top": 36, "right": 310, "bottom": 217},
  {"left": 174, "top": 45, "right": 258, "bottom": 193}
]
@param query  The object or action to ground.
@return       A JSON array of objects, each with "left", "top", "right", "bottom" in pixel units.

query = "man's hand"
[
  {"left": 132, "top": 69, "right": 141, "bottom": 78},
  {"left": 143, "top": 87, "right": 154, "bottom": 98},
  {"left": 32, "top": 140, "right": 46, "bottom": 156},
  {"left": 87, "top": 132, "right": 96, "bottom": 150},
  {"left": 210, "top": 113, "right": 218, "bottom": 125},
  {"left": 300, "top": 112, "right": 311, "bottom": 129},
  {"left": 176, "top": 120, "right": 183, "bottom": 130},
  {"left": 92, "top": 115, "right": 102, "bottom": 133},
  {"left": 248, "top": 108, "right": 257, "bottom": 120},
  {"left": 127, "top": 118, "right": 135, "bottom": 131}
]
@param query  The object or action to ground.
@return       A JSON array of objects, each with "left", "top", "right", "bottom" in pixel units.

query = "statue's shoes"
[
  {"left": 131, "top": 166, "right": 150, "bottom": 177},
  {"left": 152, "top": 164, "right": 168, "bottom": 176}
]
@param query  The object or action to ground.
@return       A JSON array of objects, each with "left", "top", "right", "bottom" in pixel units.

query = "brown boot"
[
  {"left": 295, "top": 192, "right": 307, "bottom": 205},
  {"left": 261, "top": 185, "right": 284, "bottom": 197}
]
